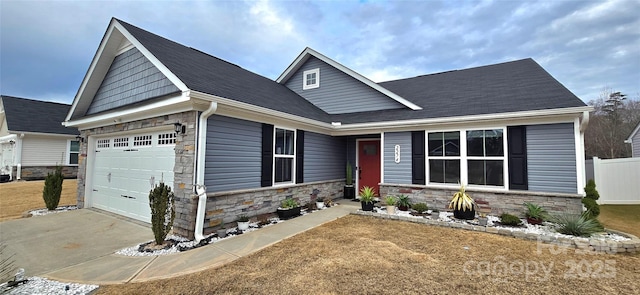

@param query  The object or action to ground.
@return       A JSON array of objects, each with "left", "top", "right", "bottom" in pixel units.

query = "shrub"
[
  {"left": 359, "top": 186, "right": 376, "bottom": 204},
  {"left": 584, "top": 179, "right": 600, "bottom": 200},
  {"left": 237, "top": 215, "right": 250, "bottom": 222},
  {"left": 499, "top": 213, "right": 522, "bottom": 226},
  {"left": 412, "top": 203, "right": 429, "bottom": 214},
  {"left": 552, "top": 213, "right": 604, "bottom": 237},
  {"left": 581, "top": 198, "right": 600, "bottom": 219},
  {"left": 149, "top": 182, "right": 175, "bottom": 245},
  {"left": 396, "top": 195, "right": 411, "bottom": 208},
  {"left": 523, "top": 202, "right": 548, "bottom": 221},
  {"left": 42, "top": 166, "right": 64, "bottom": 210},
  {"left": 281, "top": 198, "right": 299, "bottom": 209},
  {"left": 384, "top": 196, "right": 397, "bottom": 206}
]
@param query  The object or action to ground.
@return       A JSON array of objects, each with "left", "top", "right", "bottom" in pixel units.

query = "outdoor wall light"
[
  {"left": 75, "top": 135, "right": 84, "bottom": 143},
  {"left": 174, "top": 122, "right": 186, "bottom": 135}
]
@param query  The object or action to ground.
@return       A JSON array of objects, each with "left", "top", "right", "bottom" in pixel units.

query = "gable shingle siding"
[
  {"left": 632, "top": 129, "right": 640, "bottom": 157},
  {"left": 284, "top": 56, "right": 404, "bottom": 114},
  {"left": 87, "top": 48, "right": 179, "bottom": 114}
]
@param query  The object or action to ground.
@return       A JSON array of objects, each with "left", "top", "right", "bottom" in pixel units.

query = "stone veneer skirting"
[
  {"left": 380, "top": 183, "right": 583, "bottom": 217},
  {"left": 201, "top": 180, "right": 345, "bottom": 236},
  {"left": 353, "top": 211, "right": 640, "bottom": 254},
  {"left": 11, "top": 165, "right": 78, "bottom": 180}
]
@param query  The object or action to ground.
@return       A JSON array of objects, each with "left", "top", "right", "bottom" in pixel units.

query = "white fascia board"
[
  {"left": 331, "top": 106, "right": 594, "bottom": 136},
  {"left": 625, "top": 122, "right": 640, "bottom": 142},
  {"left": 190, "top": 91, "right": 334, "bottom": 134},
  {"left": 276, "top": 48, "right": 422, "bottom": 111},
  {"left": 113, "top": 21, "right": 188, "bottom": 92},
  {"left": 10, "top": 132, "right": 77, "bottom": 138},
  {"left": 64, "top": 94, "right": 193, "bottom": 130}
]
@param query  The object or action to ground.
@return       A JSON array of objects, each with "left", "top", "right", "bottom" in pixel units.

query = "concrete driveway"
[{"left": 0, "top": 209, "right": 151, "bottom": 277}]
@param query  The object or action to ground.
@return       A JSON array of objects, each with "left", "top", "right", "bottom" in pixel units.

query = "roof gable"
[
  {"left": 1, "top": 95, "right": 78, "bottom": 135},
  {"left": 626, "top": 121, "right": 640, "bottom": 142},
  {"left": 277, "top": 47, "right": 422, "bottom": 111}
]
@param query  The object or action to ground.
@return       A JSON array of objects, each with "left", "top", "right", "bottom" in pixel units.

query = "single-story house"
[
  {"left": 625, "top": 122, "right": 640, "bottom": 157},
  {"left": 64, "top": 18, "right": 592, "bottom": 239},
  {"left": 0, "top": 95, "right": 79, "bottom": 181}
]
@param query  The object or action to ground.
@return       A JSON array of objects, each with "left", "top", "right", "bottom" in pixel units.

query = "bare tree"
[{"left": 585, "top": 89, "right": 640, "bottom": 159}]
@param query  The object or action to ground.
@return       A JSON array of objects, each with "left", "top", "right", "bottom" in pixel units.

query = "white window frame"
[
  {"left": 273, "top": 127, "right": 296, "bottom": 186},
  {"left": 302, "top": 68, "right": 320, "bottom": 90},
  {"left": 425, "top": 127, "right": 508, "bottom": 190},
  {"left": 67, "top": 139, "right": 80, "bottom": 166}
]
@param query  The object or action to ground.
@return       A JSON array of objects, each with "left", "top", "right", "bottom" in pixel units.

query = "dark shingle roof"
[
  {"left": 1, "top": 95, "right": 78, "bottom": 135},
  {"left": 117, "top": 19, "right": 585, "bottom": 126},
  {"left": 117, "top": 19, "right": 331, "bottom": 123},
  {"left": 330, "top": 59, "right": 587, "bottom": 124}
]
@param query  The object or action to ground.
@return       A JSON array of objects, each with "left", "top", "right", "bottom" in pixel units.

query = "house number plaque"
[{"left": 394, "top": 145, "right": 401, "bottom": 163}]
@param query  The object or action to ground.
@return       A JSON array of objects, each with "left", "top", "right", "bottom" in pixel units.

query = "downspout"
[
  {"left": 194, "top": 101, "right": 218, "bottom": 242},
  {"left": 579, "top": 111, "right": 589, "bottom": 132},
  {"left": 16, "top": 134, "right": 24, "bottom": 180}
]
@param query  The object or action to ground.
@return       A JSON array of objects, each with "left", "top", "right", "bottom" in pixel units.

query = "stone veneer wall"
[
  {"left": 380, "top": 184, "right": 583, "bottom": 216},
  {"left": 12, "top": 166, "right": 78, "bottom": 180},
  {"left": 76, "top": 111, "right": 198, "bottom": 237},
  {"left": 203, "top": 180, "right": 344, "bottom": 235}
]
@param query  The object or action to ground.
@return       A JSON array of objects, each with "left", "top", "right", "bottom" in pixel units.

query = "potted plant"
[
  {"left": 359, "top": 186, "right": 376, "bottom": 211},
  {"left": 431, "top": 209, "right": 440, "bottom": 219},
  {"left": 277, "top": 198, "right": 301, "bottom": 220},
  {"left": 316, "top": 197, "right": 326, "bottom": 209},
  {"left": 216, "top": 222, "right": 228, "bottom": 238},
  {"left": 396, "top": 194, "right": 411, "bottom": 211},
  {"left": 477, "top": 212, "right": 488, "bottom": 226},
  {"left": 344, "top": 162, "right": 356, "bottom": 199},
  {"left": 384, "top": 196, "right": 397, "bottom": 215},
  {"left": 449, "top": 184, "right": 475, "bottom": 220},
  {"left": 524, "top": 202, "right": 548, "bottom": 225},
  {"left": 237, "top": 215, "right": 250, "bottom": 231}
]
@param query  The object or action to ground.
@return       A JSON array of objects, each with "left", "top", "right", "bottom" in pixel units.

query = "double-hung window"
[
  {"left": 427, "top": 128, "right": 505, "bottom": 187},
  {"left": 428, "top": 131, "right": 460, "bottom": 184},
  {"left": 68, "top": 140, "right": 80, "bottom": 165},
  {"left": 466, "top": 129, "right": 504, "bottom": 186},
  {"left": 274, "top": 128, "right": 296, "bottom": 184}
]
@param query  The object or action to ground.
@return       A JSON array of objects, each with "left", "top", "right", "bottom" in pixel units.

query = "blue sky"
[{"left": 1, "top": 0, "right": 638, "bottom": 104}]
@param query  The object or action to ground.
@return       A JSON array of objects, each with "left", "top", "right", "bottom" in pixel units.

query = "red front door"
[{"left": 358, "top": 140, "right": 381, "bottom": 196}]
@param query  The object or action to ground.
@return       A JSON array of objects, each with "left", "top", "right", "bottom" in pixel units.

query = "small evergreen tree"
[
  {"left": 584, "top": 179, "right": 600, "bottom": 200},
  {"left": 42, "top": 166, "right": 64, "bottom": 210},
  {"left": 149, "top": 182, "right": 175, "bottom": 245}
]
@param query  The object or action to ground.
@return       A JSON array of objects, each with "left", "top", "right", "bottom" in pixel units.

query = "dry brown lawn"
[
  {"left": 98, "top": 215, "right": 640, "bottom": 295},
  {"left": 599, "top": 205, "right": 640, "bottom": 237},
  {"left": 0, "top": 179, "right": 77, "bottom": 221}
]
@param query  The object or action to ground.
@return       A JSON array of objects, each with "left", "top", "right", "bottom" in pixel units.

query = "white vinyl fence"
[{"left": 591, "top": 157, "right": 640, "bottom": 204}]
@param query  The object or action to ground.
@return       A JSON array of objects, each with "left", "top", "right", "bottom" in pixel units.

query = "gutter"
[{"left": 193, "top": 101, "right": 218, "bottom": 242}]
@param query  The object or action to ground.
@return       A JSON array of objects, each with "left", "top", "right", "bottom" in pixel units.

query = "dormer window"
[{"left": 303, "top": 68, "right": 319, "bottom": 90}]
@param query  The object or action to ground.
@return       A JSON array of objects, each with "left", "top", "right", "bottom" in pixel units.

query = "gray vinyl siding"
[
  {"left": 632, "top": 129, "right": 640, "bottom": 157},
  {"left": 204, "top": 115, "right": 261, "bottom": 192},
  {"left": 284, "top": 56, "right": 404, "bottom": 114},
  {"left": 87, "top": 48, "right": 179, "bottom": 114},
  {"left": 383, "top": 132, "right": 412, "bottom": 184},
  {"left": 304, "top": 132, "right": 345, "bottom": 182},
  {"left": 527, "top": 123, "right": 577, "bottom": 194}
]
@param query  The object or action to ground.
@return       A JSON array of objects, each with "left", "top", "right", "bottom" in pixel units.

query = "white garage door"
[{"left": 91, "top": 130, "right": 176, "bottom": 222}]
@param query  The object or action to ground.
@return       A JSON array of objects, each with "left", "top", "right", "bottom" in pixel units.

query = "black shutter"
[
  {"left": 261, "top": 124, "right": 274, "bottom": 187},
  {"left": 296, "top": 130, "right": 304, "bottom": 184},
  {"left": 411, "top": 131, "right": 426, "bottom": 185},
  {"left": 508, "top": 126, "right": 528, "bottom": 190}
]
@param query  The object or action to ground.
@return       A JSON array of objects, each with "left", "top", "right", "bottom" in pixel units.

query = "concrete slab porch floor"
[{"left": 1, "top": 200, "right": 359, "bottom": 285}]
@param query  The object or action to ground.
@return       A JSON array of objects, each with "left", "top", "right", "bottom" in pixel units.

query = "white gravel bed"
[
  {"left": 28, "top": 205, "right": 78, "bottom": 216},
  {"left": 372, "top": 206, "right": 630, "bottom": 242},
  {"left": 2, "top": 276, "right": 97, "bottom": 295}
]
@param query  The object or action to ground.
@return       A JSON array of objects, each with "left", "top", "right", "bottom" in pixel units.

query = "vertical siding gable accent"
[
  {"left": 204, "top": 115, "right": 262, "bottom": 192},
  {"left": 411, "top": 131, "right": 426, "bottom": 185},
  {"left": 303, "top": 131, "right": 345, "bottom": 183},
  {"left": 87, "top": 47, "right": 180, "bottom": 115},
  {"left": 284, "top": 56, "right": 405, "bottom": 114},
  {"left": 384, "top": 132, "right": 413, "bottom": 184},
  {"left": 261, "top": 123, "right": 274, "bottom": 187},
  {"left": 508, "top": 126, "right": 528, "bottom": 190},
  {"left": 296, "top": 130, "right": 304, "bottom": 183},
  {"left": 527, "top": 123, "right": 577, "bottom": 194}
]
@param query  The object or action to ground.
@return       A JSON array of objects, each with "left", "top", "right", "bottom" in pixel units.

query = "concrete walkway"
[{"left": 43, "top": 200, "right": 359, "bottom": 285}]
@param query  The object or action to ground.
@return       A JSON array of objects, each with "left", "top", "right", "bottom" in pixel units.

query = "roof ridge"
[{"left": 379, "top": 58, "right": 534, "bottom": 84}]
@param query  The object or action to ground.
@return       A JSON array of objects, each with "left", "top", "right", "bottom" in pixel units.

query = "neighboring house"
[
  {"left": 625, "top": 122, "right": 640, "bottom": 157},
  {"left": 0, "top": 95, "right": 79, "bottom": 181},
  {"left": 64, "top": 18, "right": 592, "bottom": 238}
]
